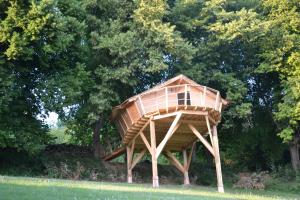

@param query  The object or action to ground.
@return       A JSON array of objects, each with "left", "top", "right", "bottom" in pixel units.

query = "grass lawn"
[{"left": 0, "top": 176, "right": 299, "bottom": 200}]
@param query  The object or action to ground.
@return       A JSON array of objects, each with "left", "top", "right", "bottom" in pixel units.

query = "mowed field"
[{"left": 0, "top": 176, "right": 299, "bottom": 200}]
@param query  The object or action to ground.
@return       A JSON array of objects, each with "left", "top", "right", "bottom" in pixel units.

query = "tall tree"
[
  {"left": 168, "top": 0, "right": 288, "bottom": 170},
  {"left": 60, "top": 0, "right": 195, "bottom": 158},
  {"left": 258, "top": 0, "right": 300, "bottom": 172},
  {"left": 0, "top": 0, "right": 87, "bottom": 152}
]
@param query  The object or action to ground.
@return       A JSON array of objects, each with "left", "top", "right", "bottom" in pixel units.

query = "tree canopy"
[{"left": 0, "top": 0, "right": 299, "bottom": 172}]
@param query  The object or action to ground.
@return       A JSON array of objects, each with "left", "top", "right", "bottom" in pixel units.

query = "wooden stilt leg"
[
  {"left": 126, "top": 146, "right": 133, "bottom": 183},
  {"left": 150, "top": 120, "right": 159, "bottom": 187},
  {"left": 212, "top": 125, "right": 224, "bottom": 193},
  {"left": 183, "top": 149, "right": 190, "bottom": 185}
]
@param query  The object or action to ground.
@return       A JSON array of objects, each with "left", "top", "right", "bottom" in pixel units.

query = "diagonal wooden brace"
[
  {"left": 164, "top": 150, "right": 185, "bottom": 173},
  {"left": 130, "top": 149, "right": 147, "bottom": 170},
  {"left": 155, "top": 112, "right": 182, "bottom": 159},
  {"left": 188, "top": 124, "right": 215, "bottom": 157},
  {"left": 140, "top": 131, "right": 152, "bottom": 155}
]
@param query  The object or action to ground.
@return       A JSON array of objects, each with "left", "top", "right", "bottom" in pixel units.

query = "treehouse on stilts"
[{"left": 104, "top": 74, "right": 228, "bottom": 193}]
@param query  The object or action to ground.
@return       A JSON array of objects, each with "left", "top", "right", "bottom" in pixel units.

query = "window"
[{"left": 177, "top": 92, "right": 191, "bottom": 105}]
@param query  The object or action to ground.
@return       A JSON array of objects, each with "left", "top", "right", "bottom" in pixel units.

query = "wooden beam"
[
  {"left": 126, "top": 108, "right": 133, "bottom": 125},
  {"left": 205, "top": 115, "right": 213, "bottom": 146},
  {"left": 214, "top": 91, "right": 220, "bottom": 111},
  {"left": 184, "top": 84, "right": 187, "bottom": 108},
  {"left": 183, "top": 149, "right": 190, "bottom": 185},
  {"left": 218, "top": 102, "right": 223, "bottom": 112},
  {"left": 138, "top": 95, "right": 145, "bottom": 114},
  {"left": 126, "top": 145, "right": 133, "bottom": 183},
  {"left": 164, "top": 150, "right": 185, "bottom": 173},
  {"left": 212, "top": 125, "right": 224, "bottom": 193},
  {"left": 183, "top": 149, "right": 188, "bottom": 169},
  {"left": 102, "top": 146, "right": 126, "bottom": 161},
  {"left": 118, "top": 119, "right": 126, "bottom": 135},
  {"left": 140, "top": 131, "right": 151, "bottom": 154},
  {"left": 130, "top": 149, "right": 146, "bottom": 170},
  {"left": 180, "top": 110, "right": 208, "bottom": 116},
  {"left": 208, "top": 115, "right": 217, "bottom": 125},
  {"left": 131, "top": 139, "right": 136, "bottom": 155},
  {"left": 165, "top": 87, "right": 168, "bottom": 113},
  {"left": 156, "top": 112, "right": 182, "bottom": 159},
  {"left": 188, "top": 124, "right": 215, "bottom": 156},
  {"left": 150, "top": 119, "right": 159, "bottom": 187},
  {"left": 168, "top": 119, "right": 206, "bottom": 125},
  {"left": 134, "top": 101, "right": 142, "bottom": 118},
  {"left": 153, "top": 112, "right": 179, "bottom": 120},
  {"left": 203, "top": 86, "right": 207, "bottom": 108},
  {"left": 187, "top": 142, "right": 196, "bottom": 170},
  {"left": 121, "top": 113, "right": 129, "bottom": 130}
]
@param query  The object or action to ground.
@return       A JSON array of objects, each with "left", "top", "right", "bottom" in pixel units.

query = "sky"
[{"left": 44, "top": 112, "right": 58, "bottom": 127}]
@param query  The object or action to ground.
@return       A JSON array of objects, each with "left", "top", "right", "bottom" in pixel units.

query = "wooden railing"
[
  {"left": 115, "top": 84, "right": 223, "bottom": 138},
  {"left": 138, "top": 84, "right": 222, "bottom": 115}
]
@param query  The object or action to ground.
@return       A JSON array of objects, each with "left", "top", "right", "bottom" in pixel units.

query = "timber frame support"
[
  {"left": 187, "top": 116, "right": 224, "bottom": 193},
  {"left": 125, "top": 111, "right": 224, "bottom": 192}
]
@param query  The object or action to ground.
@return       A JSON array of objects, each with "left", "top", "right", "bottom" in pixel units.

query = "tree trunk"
[
  {"left": 93, "top": 115, "right": 104, "bottom": 158},
  {"left": 290, "top": 132, "right": 300, "bottom": 173}
]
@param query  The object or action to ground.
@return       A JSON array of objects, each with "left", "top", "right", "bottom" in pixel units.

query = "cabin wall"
[
  {"left": 119, "top": 113, "right": 129, "bottom": 132},
  {"left": 141, "top": 89, "right": 166, "bottom": 113},
  {"left": 190, "top": 86, "right": 202, "bottom": 106},
  {"left": 138, "top": 85, "right": 221, "bottom": 113},
  {"left": 116, "top": 118, "right": 126, "bottom": 137},
  {"left": 127, "top": 102, "right": 142, "bottom": 124}
]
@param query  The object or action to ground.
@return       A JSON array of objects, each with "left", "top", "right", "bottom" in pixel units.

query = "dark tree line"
[{"left": 0, "top": 0, "right": 299, "bottom": 172}]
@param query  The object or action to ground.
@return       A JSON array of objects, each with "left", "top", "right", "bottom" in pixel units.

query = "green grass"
[{"left": 0, "top": 176, "right": 299, "bottom": 200}]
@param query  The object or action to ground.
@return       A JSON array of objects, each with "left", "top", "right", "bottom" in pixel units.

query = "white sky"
[{"left": 44, "top": 112, "right": 58, "bottom": 127}]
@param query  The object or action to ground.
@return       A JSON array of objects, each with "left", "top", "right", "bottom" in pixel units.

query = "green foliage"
[
  {"left": 61, "top": 0, "right": 195, "bottom": 147},
  {"left": 258, "top": 0, "right": 300, "bottom": 143},
  {"left": 0, "top": 0, "right": 88, "bottom": 152},
  {"left": 168, "top": 0, "right": 254, "bottom": 132},
  {"left": 0, "top": 0, "right": 299, "bottom": 175},
  {"left": 49, "top": 127, "right": 71, "bottom": 144}
]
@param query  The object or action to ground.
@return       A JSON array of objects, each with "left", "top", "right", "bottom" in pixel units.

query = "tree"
[
  {"left": 60, "top": 0, "right": 195, "bottom": 158},
  {"left": 0, "top": 0, "right": 87, "bottom": 152},
  {"left": 167, "top": 0, "right": 288, "bottom": 170},
  {"left": 258, "top": 0, "right": 300, "bottom": 172}
]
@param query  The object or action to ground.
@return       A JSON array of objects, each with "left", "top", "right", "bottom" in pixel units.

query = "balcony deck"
[{"left": 112, "top": 84, "right": 225, "bottom": 150}]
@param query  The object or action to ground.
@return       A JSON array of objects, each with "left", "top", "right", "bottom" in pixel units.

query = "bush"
[
  {"left": 269, "top": 164, "right": 296, "bottom": 181},
  {"left": 0, "top": 148, "right": 45, "bottom": 176}
]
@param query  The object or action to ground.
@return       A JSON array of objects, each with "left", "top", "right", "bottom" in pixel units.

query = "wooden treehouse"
[{"left": 104, "top": 74, "right": 228, "bottom": 193}]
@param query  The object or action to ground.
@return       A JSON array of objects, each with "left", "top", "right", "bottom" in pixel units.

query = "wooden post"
[
  {"left": 150, "top": 119, "right": 159, "bottom": 187},
  {"left": 126, "top": 146, "right": 133, "bottom": 183},
  {"left": 214, "top": 91, "right": 220, "bottom": 111},
  {"left": 202, "top": 86, "right": 207, "bottom": 108},
  {"left": 183, "top": 149, "right": 190, "bottom": 185},
  {"left": 138, "top": 95, "right": 145, "bottom": 114},
  {"left": 184, "top": 84, "right": 187, "bottom": 107},
  {"left": 212, "top": 125, "right": 224, "bottom": 193},
  {"left": 165, "top": 87, "right": 168, "bottom": 112}
]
